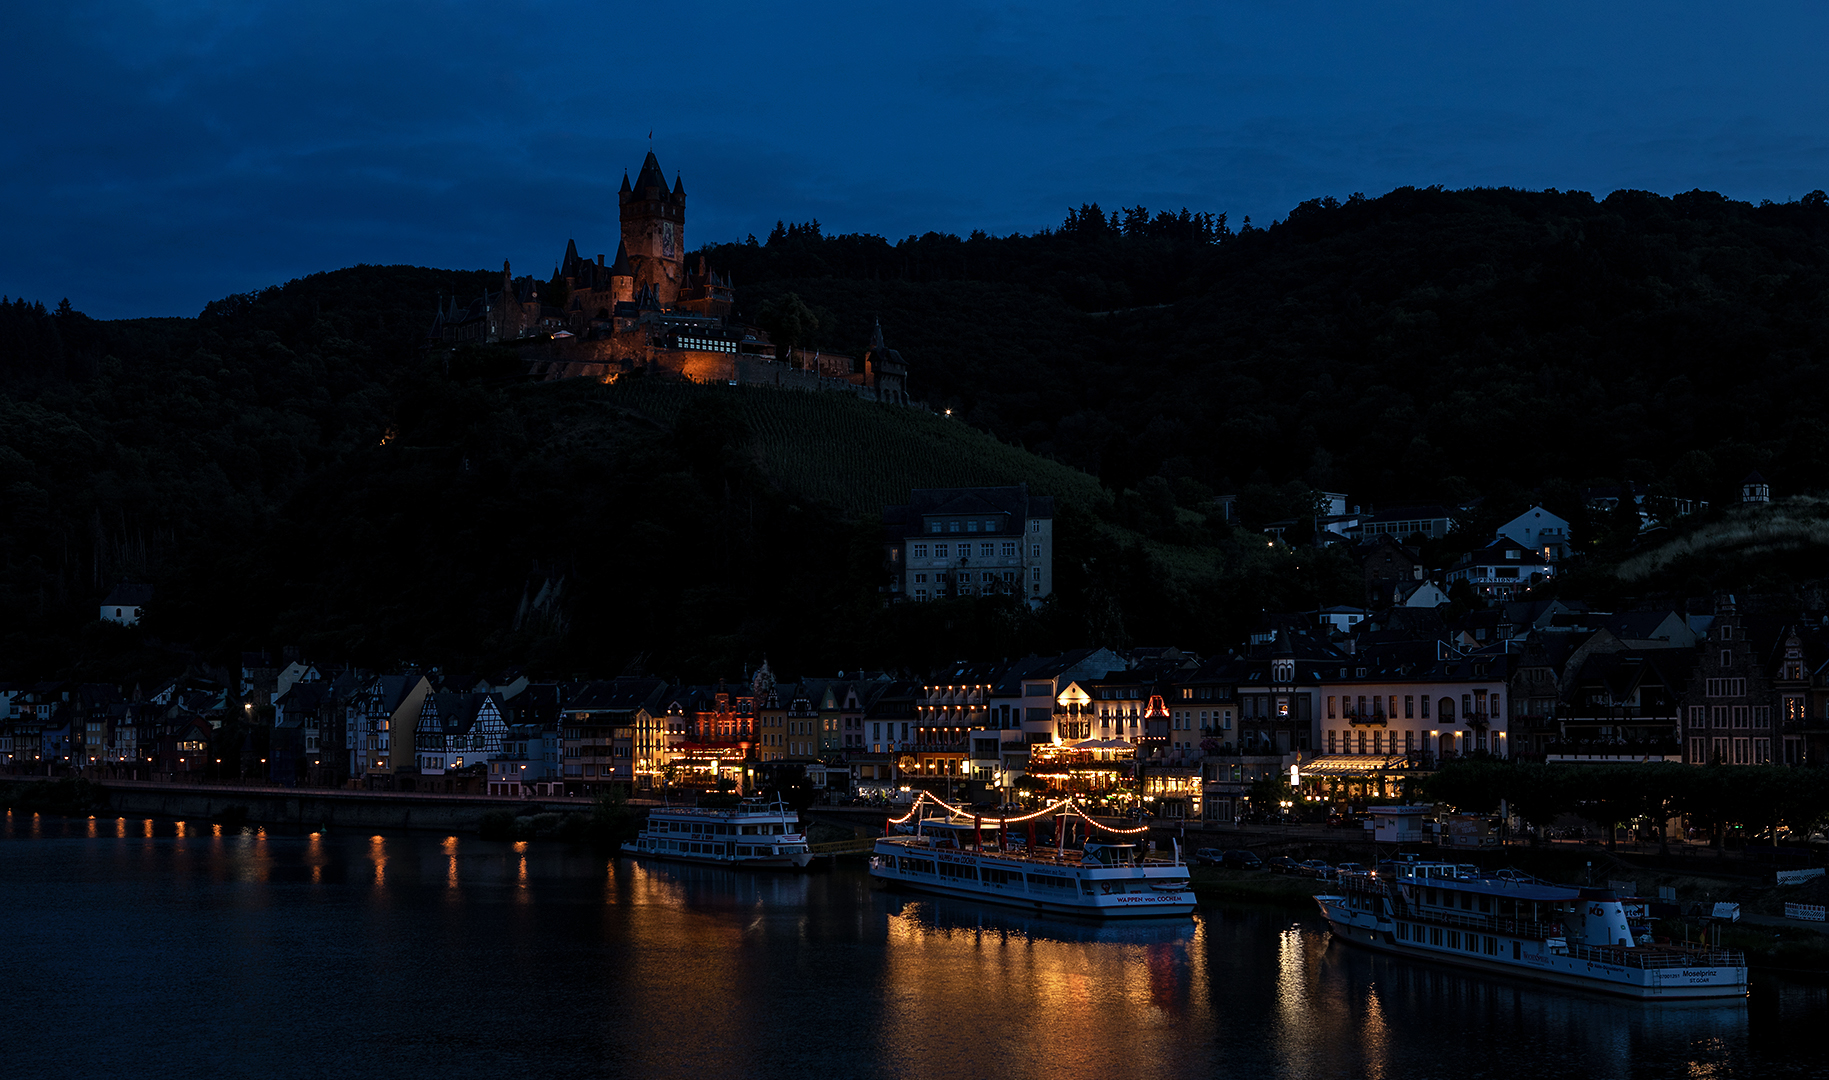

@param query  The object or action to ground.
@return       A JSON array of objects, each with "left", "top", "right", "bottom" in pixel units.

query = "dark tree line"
[
  {"left": 6, "top": 187, "right": 1829, "bottom": 684},
  {"left": 1424, "top": 758, "right": 1829, "bottom": 852},
  {"left": 711, "top": 186, "right": 1829, "bottom": 521}
]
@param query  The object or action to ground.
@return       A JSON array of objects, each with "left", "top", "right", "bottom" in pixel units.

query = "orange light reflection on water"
[{"left": 876, "top": 905, "right": 1204, "bottom": 1080}]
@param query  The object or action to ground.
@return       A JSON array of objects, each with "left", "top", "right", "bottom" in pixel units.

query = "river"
[{"left": 3, "top": 811, "right": 1822, "bottom": 1080}]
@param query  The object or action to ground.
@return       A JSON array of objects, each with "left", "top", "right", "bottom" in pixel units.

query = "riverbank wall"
[{"left": 84, "top": 781, "right": 594, "bottom": 834}]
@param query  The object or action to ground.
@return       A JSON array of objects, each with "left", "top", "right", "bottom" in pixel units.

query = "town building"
[
  {"left": 1495, "top": 505, "right": 1573, "bottom": 562},
  {"left": 1445, "top": 538, "right": 1556, "bottom": 601},
  {"left": 563, "top": 679, "right": 669, "bottom": 797},
  {"left": 1682, "top": 596, "right": 1775, "bottom": 765},
  {"left": 884, "top": 484, "right": 1056, "bottom": 604},
  {"left": 100, "top": 584, "right": 152, "bottom": 626},
  {"left": 1358, "top": 505, "right": 1456, "bottom": 542}
]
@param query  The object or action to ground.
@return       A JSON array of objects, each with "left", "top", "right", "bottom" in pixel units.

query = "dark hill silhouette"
[{"left": 4, "top": 186, "right": 1829, "bottom": 681}]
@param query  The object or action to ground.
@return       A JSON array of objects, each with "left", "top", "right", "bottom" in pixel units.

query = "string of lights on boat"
[{"left": 884, "top": 790, "right": 1151, "bottom": 835}]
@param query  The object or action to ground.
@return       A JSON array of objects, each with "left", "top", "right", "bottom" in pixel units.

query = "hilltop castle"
[{"left": 429, "top": 151, "right": 909, "bottom": 405}]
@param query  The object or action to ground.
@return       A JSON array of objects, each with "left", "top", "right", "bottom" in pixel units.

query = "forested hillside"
[
  {"left": 712, "top": 187, "right": 1829, "bottom": 510},
  {"left": 4, "top": 186, "right": 1829, "bottom": 683}
]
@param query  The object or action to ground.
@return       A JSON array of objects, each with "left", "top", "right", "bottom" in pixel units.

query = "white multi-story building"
[{"left": 884, "top": 485, "right": 1055, "bottom": 605}]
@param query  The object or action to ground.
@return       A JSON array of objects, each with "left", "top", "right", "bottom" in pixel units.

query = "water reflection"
[
  {"left": 877, "top": 895, "right": 1207, "bottom": 1079},
  {"left": 1262, "top": 923, "right": 1756, "bottom": 1080},
  {"left": 0, "top": 823, "right": 1811, "bottom": 1080}
]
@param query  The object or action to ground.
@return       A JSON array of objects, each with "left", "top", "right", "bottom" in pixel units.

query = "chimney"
[{"left": 597, "top": 254, "right": 604, "bottom": 266}]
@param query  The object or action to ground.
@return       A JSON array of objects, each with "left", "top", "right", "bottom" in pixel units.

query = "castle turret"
[
  {"left": 619, "top": 150, "right": 686, "bottom": 307},
  {"left": 607, "top": 240, "right": 635, "bottom": 305},
  {"left": 561, "top": 238, "right": 583, "bottom": 284}
]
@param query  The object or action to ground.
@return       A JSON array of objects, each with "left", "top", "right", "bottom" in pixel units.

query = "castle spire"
[
  {"left": 869, "top": 318, "right": 885, "bottom": 351},
  {"left": 635, "top": 150, "right": 667, "bottom": 194},
  {"left": 672, "top": 173, "right": 686, "bottom": 199},
  {"left": 608, "top": 240, "right": 632, "bottom": 277},
  {"left": 619, "top": 171, "right": 631, "bottom": 194}
]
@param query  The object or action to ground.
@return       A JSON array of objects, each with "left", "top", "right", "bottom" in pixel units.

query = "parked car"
[
  {"left": 1335, "top": 861, "right": 1367, "bottom": 876},
  {"left": 1193, "top": 847, "right": 1228, "bottom": 867},
  {"left": 1220, "top": 849, "right": 1263, "bottom": 870},
  {"left": 1295, "top": 859, "right": 1334, "bottom": 879},
  {"left": 1265, "top": 855, "right": 1298, "bottom": 874}
]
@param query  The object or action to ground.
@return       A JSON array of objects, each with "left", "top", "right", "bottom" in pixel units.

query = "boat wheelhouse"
[
  {"left": 623, "top": 800, "right": 813, "bottom": 869},
  {"left": 1315, "top": 860, "right": 1747, "bottom": 1000},
  {"left": 869, "top": 794, "right": 1194, "bottom": 918}
]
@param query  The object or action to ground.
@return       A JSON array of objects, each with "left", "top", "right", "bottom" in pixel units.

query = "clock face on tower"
[{"left": 661, "top": 220, "right": 675, "bottom": 258}]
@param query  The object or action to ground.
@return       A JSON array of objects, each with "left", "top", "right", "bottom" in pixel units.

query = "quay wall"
[{"left": 93, "top": 783, "right": 595, "bottom": 833}]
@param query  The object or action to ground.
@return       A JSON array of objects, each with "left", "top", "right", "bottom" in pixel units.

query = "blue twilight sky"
[{"left": 4, "top": 1, "right": 1828, "bottom": 319}]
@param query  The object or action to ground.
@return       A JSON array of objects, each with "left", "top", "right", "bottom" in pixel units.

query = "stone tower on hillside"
[{"left": 619, "top": 151, "right": 686, "bottom": 306}]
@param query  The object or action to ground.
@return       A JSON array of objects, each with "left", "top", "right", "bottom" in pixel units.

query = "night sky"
[{"left": 6, "top": 1, "right": 1827, "bottom": 319}]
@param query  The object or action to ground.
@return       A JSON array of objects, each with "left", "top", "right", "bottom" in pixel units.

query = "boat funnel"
[{"left": 1575, "top": 888, "right": 1633, "bottom": 946}]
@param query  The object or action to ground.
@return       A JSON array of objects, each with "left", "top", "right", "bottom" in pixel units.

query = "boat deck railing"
[
  {"left": 1406, "top": 908, "right": 1561, "bottom": 940},
  {"left": 878, "top": 835, "right": 1182, "bottom": 869},
  {"left": 1559, "top": 941, "right": 1744, "bottom": 970},
  {"left": 647, "top": 805, "right": 796, "bottom": 819}
]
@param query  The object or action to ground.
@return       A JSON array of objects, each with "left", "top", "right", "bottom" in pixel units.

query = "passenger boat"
[
  {"left": 622, "top": 799, "right": 814, "bottom": 869},
  {"left": 1315, "top": 860, "right": 1747, "bottom": 999},
  {"left": 869, "top": 793, "right": 1195, "bottom": 918}
]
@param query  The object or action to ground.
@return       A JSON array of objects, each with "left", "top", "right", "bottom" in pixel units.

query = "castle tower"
[
  {"left": 618, "top": 151, "right": 686, "bottom": 307},
  {"left": 607, "top": 241, "right": 635, "bottom": 305},
  {"left": 862, "top": 318, "right": 909, "bottom": 404}
]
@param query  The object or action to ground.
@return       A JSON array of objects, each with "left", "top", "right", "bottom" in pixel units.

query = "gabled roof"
[
  {"left": 927, "top": 493, "right": 1006, "bottom": 517},
  {"left": 1498, "top": 505, "right": 1570, "bottom": 531},
  {"left": 569, "top": 678, "right": 669, "bottom": 714},
  {"left": 103, "top": 584, "right": 153, "bottom": 606},
  {"left": 1451, "top": 537, "right": 1553, "bottom": 569},
  {"left": 1602, "top": 610, "right": 1691, "bottom": 646},
  {"left": 895, "top": 484, "right": 1052, "bottom": 522}
]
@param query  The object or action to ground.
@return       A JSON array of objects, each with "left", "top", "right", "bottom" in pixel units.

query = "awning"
[{"left": 1299, "top": 755, "right": 1418, "bottom": 777}]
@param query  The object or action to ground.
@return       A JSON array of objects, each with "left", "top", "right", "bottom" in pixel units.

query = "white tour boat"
[
  {"left": 869, "top": 794, "right": 1195, "bottom": 918},
  {"left": 623, "top": 799, "right": 814, "bottom": 869},
  {"left": 1315, "top": 860, "right": 1747, "bottom": 1000}
]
